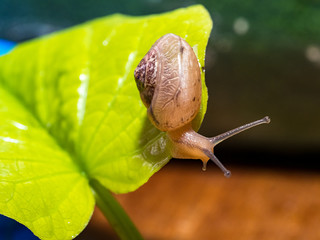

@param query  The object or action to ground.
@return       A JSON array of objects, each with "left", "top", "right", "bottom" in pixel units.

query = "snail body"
[{"left": 134, "top": 33, "right": 270, "bottom": 177}]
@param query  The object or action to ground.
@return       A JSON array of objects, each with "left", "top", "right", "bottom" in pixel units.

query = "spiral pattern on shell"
[{"left": 134, "top": 49, "right": 158, "bottom": 108}]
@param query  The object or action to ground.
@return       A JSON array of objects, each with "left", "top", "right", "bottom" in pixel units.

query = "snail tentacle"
[
  {"left": 202, "top": 150, "right": 231, "bottom": 178},
  {"left": 209, "top": 116, "right": 271, "bottom": 146}
]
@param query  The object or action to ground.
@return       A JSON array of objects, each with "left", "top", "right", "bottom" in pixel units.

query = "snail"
[{"left": 134, "top": 33, "right": 270, "bottom": 177}]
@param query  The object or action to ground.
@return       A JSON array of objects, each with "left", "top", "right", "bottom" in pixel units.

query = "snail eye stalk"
[
  {"left": 205, "top": 116, "right": 271, "bottom": 177},
  {"left": 209, "top": 116, "right": 271, "bottom": 146}
]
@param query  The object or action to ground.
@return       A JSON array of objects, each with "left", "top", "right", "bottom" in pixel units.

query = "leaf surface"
[
  {"left": 0, "top": 5, "right": 212, "bottom": 239},
  {"left": 0, "top": 87, "right": 94, "bottom": 239}
]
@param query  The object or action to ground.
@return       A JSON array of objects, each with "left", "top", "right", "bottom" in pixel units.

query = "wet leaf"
[{"left": 0, "top": 5, "right": 212, "bottom": 239}]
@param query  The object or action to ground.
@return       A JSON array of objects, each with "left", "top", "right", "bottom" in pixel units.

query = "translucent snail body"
[{"left": 134, "top": 33, "right": 270, "bottom": 177}]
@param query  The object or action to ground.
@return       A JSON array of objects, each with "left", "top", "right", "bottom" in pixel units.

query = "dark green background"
[{"left": 1, "top": 0, "right": 320, "bottom": 170}]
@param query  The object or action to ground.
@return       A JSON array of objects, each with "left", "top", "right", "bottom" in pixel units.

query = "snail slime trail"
[{"left": 134, "top": 33, "right": 270, "bottom": 177}]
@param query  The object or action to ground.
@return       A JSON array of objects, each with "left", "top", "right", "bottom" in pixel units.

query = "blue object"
[
  {"left": 0, "top": 39, "right": 16, "bottom": 56},
  {"left": 0, "top": 214, "right": 39, "bottom": 240}
]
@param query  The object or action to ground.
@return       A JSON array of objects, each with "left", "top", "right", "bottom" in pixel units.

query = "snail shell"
[{"left": 134, "top": 33, "right": 201, "bottom": 132}]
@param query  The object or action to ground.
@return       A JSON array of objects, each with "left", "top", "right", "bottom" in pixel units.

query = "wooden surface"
[{"left": 78, "top": 161, "right": 320, "bottom": 240}]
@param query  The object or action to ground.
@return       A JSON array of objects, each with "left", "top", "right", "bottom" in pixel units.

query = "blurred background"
[{"left": 0, "top": 0, "right": 319, "bottom": 239}]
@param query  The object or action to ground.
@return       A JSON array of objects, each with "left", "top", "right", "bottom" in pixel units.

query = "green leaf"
[
  {"left": 0, "top": 4, "right": 212, "bottom": 239},
  {"left": 0, "top": 87, "right": 95, "bottom": 239}
]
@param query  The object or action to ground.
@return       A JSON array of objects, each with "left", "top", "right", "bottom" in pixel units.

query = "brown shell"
[{"left": 134, "top": 33, "right": 202, "bottom": 132}]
